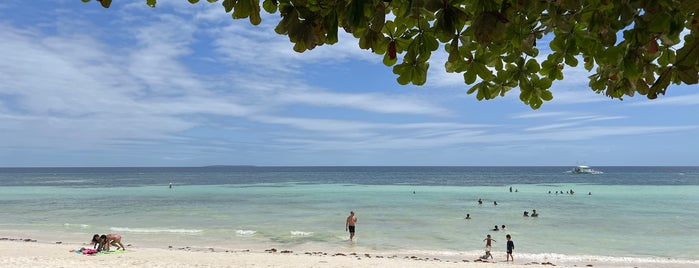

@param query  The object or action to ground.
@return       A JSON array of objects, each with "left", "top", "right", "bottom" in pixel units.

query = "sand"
[{"left": 0, "top": 238, "right": 694, "bottom": 268}]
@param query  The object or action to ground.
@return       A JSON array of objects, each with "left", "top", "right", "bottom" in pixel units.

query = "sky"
[{"left": 1, "top": 0, "right": 698, "bottom": 167}]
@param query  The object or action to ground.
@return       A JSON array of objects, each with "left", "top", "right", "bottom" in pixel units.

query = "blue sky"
[{"left": 1, "top": 0, "right": 698, "bottom": 167}]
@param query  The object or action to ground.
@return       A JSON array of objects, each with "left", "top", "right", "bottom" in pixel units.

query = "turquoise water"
[{"left": 1, "top": 167, "right": 698, "bottom": 264}]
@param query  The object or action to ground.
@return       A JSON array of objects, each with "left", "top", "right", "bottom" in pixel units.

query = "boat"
[{"left": 570, "top": 165, "right": 603, "bottom": 174}]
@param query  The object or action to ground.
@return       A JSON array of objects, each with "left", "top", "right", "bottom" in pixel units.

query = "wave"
[
  {"left": 519, "top": 252, "right": 699, "bottom": 264},
  {"left": 235, "top": 230, "right": 257, "bottom": 236},
  {"left": 63, "top": 223, "right": 90, "bottom": 229},
  {"left": 376, "top": 249, "right": 699, "bottom": 265},
  {"left": 290, "top": 231, "right": 313, "bottom": 236},
  {"left": 110, "top": 227, "right": 202, "bottom": 234}
]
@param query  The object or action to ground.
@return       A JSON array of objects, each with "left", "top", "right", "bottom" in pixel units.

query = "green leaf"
[
  {"left": 564, "top": 54, "right": 578, "bottom": 67},
  {"left": 394, "top": 63, "right": 413, "bottom": 85},
  {"left": 675, "top": 36, "right": 699, "bottom": 68},
  {"left": 649, "top": 67, "right": 673, "bottom": 99},
  {"left": 525, "top": 59, "right": 540, "bottom": 73},
  {"left": 146, "top": 0, "right": 155, "bottom": 7},
  {"left": 262, "top": 0, "right": 277, "bottom": 13},
  {"left": 222, "top": 0, "right": 235, "bottom": 12},
  {"left": 676, "top": 66, "right": 699, "bottom": 84},
  {"left": 383, "top": 52, "right": 398, "bottom": 66},
  {"left": 473, "top": 62, "right": 493, "bottom": 81},
  {"left": 648, "top": 13, "right": 672, "bottom": 33},
  {"left": 464, "top": 68, "right": 477, "bottom": 84}
]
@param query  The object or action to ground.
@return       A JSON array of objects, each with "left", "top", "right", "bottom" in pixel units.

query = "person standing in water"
[{"left": 345, "top": 211, "right": 357, "bottom": 241}]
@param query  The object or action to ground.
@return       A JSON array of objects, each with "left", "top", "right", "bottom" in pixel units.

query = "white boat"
[{"left": 570, "top": 165, "right": 603, "bottom": 174}]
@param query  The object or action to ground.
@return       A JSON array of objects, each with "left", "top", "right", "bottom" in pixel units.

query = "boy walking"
[
  {"left": 506, "top": 234, "right": 514, "bottom": 262},
  {"left": 483, "top": 234, "right": 496, "bottom": 260}
]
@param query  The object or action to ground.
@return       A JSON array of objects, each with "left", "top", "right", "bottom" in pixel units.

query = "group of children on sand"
[
  {"left": 72, "top": 233, "right": 125, "bottom": 255},
  {"left": 482, "top": 234, "right": 514, "bottom": 262},
  {"left": 91, "top": 233, "right": 125, "bottom": 252}
]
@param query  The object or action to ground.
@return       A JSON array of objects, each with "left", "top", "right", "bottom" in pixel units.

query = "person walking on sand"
[
  {"left": 483, "top": 234, "right": 496, "bottom": 259},
  {"left": 506, "top": 234, "right": 515, "bottom": 262},
  {"left": 345, "top": 211, "right": 357, "bottom": 241}
]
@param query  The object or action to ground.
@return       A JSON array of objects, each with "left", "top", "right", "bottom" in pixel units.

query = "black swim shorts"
[{"left": 348, "top": 226, "right": 355, "bottom": 233}]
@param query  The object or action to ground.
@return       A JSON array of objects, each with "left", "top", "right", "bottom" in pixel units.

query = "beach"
[
  {"left": 1, "top": 167, "right": 698, "bottom": 268},
  {"left": 3, "top": 237, "right": 693, "bottom": 268}
]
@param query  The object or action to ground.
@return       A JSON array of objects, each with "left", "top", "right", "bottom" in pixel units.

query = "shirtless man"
[{"left": 345, "top": 211, "right": 357, "bottom": 241}]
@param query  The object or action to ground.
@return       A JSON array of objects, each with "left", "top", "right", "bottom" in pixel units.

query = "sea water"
[{"left": 1, "top": 166, "right": 698, "bottom": 264}]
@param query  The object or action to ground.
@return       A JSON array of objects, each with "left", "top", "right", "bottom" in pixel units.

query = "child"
[
  {"left": 483, "top": 234, "right": 496, "bottom": 260},
  {"left": 506, "top": 234, "right": 515, "bottom": 262},
  {"left": 91, "top": 234, "right": 107, "bottom": 251}
]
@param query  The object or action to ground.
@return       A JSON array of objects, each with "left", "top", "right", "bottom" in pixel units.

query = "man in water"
[{"left": 345, "top": 211, "right": 357, "bottom": 241}]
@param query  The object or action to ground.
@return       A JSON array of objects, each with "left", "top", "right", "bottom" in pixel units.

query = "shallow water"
[{"left": 1, "top": 166, "right": 698, "bottom": 264}]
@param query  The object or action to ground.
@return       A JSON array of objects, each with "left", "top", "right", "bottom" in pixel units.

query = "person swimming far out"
[
  {"left": 464, "top": 213, "right": 471, "bottom": 220},
  {"left": 523, "top": 211, "right": 529, "bottom": 217},
  {"left": 531, "top": 209, "right": 539, "bottom": 217},
  {"left": 492, "top": 225, "right": 499, "bottom": 231}
]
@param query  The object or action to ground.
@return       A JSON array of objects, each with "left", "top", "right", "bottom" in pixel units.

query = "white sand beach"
[{"left": 1, "top": 238, "right": 695, "bottom": 268}]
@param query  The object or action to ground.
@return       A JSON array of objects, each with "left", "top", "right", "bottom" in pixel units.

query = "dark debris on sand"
[{"left": 1, "top": 237, "right": 37, "bottom": 242}]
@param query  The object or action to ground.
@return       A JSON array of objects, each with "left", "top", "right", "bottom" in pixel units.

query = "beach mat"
[{"left": 98, "top": 249, "right": 127, "bottom": 255}]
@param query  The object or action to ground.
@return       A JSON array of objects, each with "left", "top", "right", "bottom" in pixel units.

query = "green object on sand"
[{"left": 98, "top": 249, "right": 126, "bottom": 254}]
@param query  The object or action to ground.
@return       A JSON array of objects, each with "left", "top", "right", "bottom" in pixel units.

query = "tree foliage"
[{"left": 86, "top": 0, "right": 699, "bottom": 109}]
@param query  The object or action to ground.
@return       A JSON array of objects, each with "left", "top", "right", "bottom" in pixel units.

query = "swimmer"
[
  {"left": 492, "top": 225, "right": 499, "bottom": 231},
  {"left": 531, "top": 209, "right": 539, "bottom": 217},
  {"left": 523, "top": 211, "right": 529, "bottom": 217},
  {"left": 465, "top": 213, "right": 471, "bottom": 220}
]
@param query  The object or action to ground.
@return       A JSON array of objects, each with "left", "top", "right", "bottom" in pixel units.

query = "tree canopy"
[{"left": 85, "top": 0, "right": 699, "bottom": 109}]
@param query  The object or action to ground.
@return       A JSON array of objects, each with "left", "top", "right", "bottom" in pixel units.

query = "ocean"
[{"left": 1, "top": 166, "right": 698, "bottom": 265}]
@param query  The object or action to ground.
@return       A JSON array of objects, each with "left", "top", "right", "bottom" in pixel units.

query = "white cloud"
[
  {"left": 2, "top": 2, "right": 698, "bottom": 166},
  {"left": 628, "top": 93, "right": 699, "bottom": 106}
]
